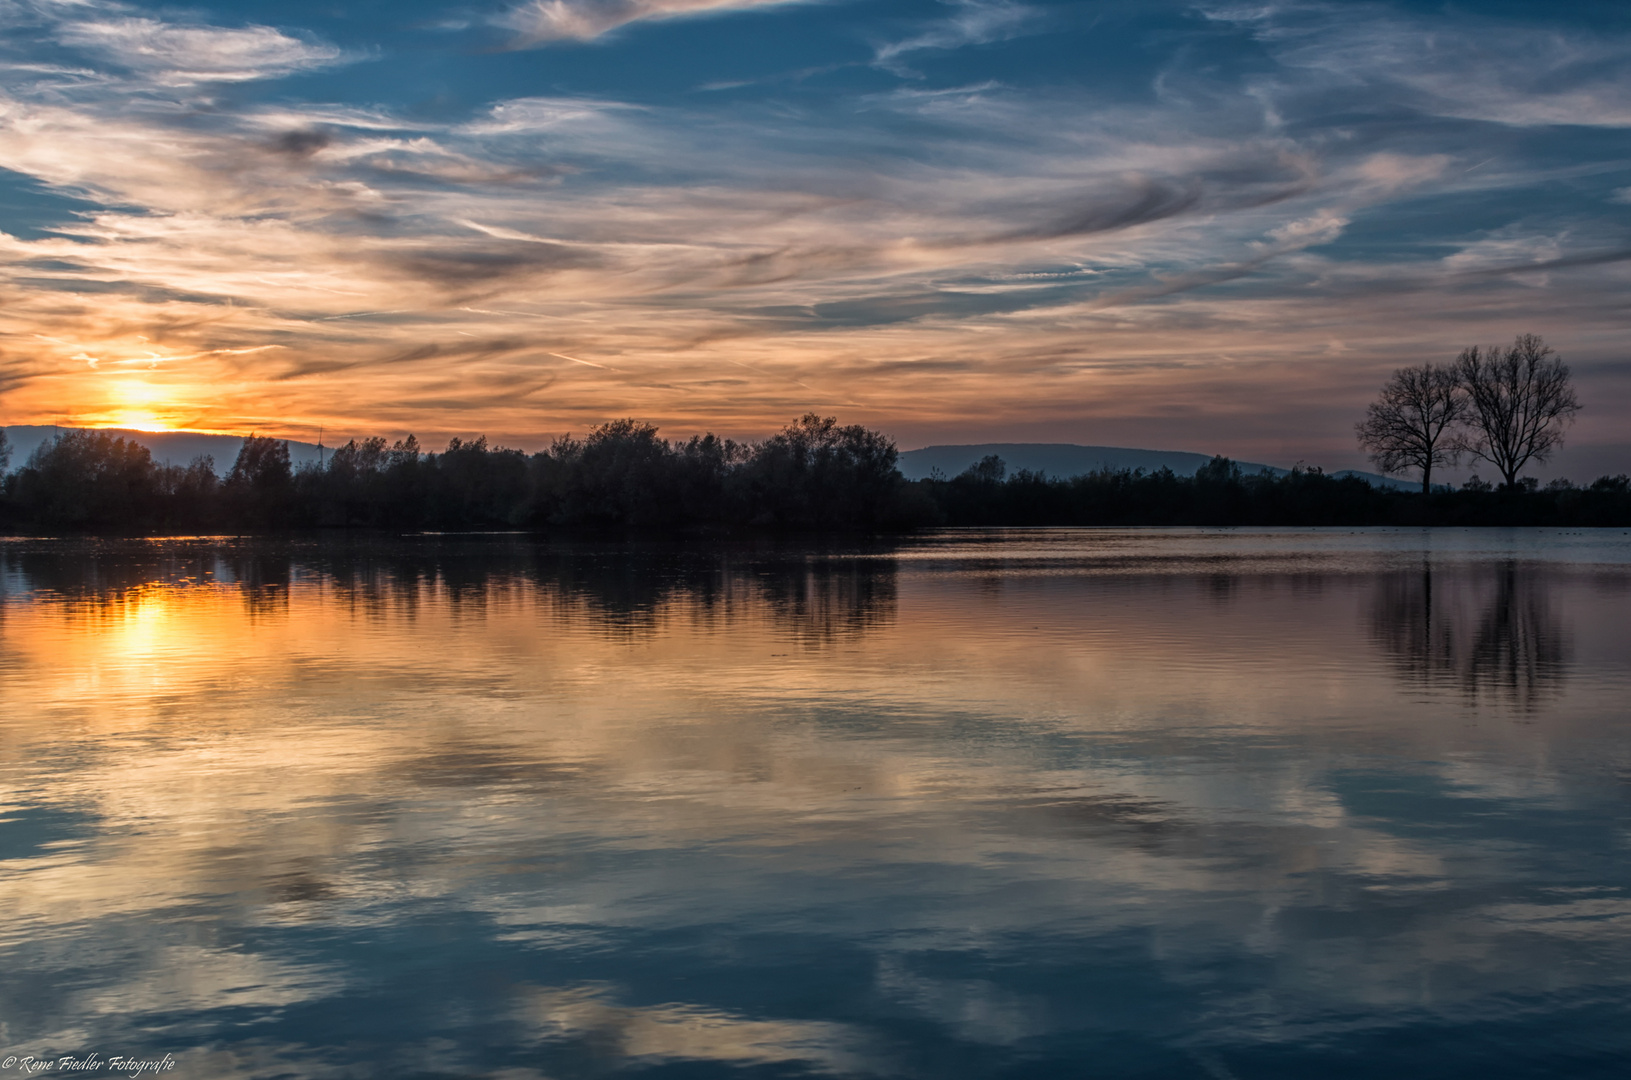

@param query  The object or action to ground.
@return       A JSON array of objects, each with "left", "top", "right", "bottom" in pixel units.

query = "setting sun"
[
  {"left": 100, "top": 379, "right": 180, "bottom": 432},
  {"left": 111, "top": 410, "right": 172, "bottom": 432}
]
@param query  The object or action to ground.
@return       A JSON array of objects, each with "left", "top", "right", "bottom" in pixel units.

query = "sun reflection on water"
[{"left": 0, "top": 533, "right": 1628, "bottom": 1077}]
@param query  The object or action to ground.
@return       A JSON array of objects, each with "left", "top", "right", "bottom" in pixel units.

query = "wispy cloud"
[
  {"left": 498, "top": 0, "right": 807, "bottom": 45},
  {"left": 53, "top": 16, "right": 343, "bottom": 84},
  {"left": 1261, "top": 207, "right": 1347, "bottom": 249},
  {"left": 1207, "top": 0, "right": 1631, "bottom": 128},
  {"left": 873, "top": 0, "right": 1038, "bottom": 75}
]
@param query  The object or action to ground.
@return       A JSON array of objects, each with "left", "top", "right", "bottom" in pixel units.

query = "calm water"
[{"left": 1, "top": 528, "right": 1629, "bottom": 1079}]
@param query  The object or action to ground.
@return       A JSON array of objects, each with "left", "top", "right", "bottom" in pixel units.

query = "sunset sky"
[{"left": 1, "top": 0, "right": 1628, "bottom": 475}]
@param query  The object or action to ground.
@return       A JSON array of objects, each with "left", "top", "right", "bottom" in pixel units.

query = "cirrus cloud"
[
  {"left": 499, "top": 0, "right": 809, "bottom": 45},
  {"left": 54, "top": 16, "right": 343, "bottom": 85}
]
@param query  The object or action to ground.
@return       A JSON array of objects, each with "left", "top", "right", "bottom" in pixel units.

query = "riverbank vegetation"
[
  {"left": 921, "top": 454, "right": 1631, "bottom": 528},
  {"left": 2, "top": 415, "right": 1629, "bottom": 534},
  {"left": 0, "top": 415, "right": 926, "bottom": 534}
]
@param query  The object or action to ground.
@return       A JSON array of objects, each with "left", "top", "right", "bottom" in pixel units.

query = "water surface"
[{"left": 2, "top": 528, "right": 1629, "bottom": 1078}]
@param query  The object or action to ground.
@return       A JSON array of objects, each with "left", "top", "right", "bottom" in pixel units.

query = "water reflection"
[
  {"left": 0, "top": 538, "right": 900, "bottom": 643},
  {"left": 1369, "top": 562, "right": 1571, "bottom": 707},
  {"left": 0, "top": 531, "right": 1628, "bottom": 1079}
]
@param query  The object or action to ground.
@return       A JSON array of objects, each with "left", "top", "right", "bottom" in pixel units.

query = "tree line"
[
  {"left": 919, "top": 454, "right": 1631, "bottom": 527},
  {"left": 0, "top": 414, "right": 931, "bottom": 534},
  {"left": 3, "top": 420, "right": 1628, "bottom": 535}
]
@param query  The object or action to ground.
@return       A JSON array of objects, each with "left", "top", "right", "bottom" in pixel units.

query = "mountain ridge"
[
  {"left": 899, "top": 443, "right": 1414, "bottom": 490},
  {"left": 1, "top": 427, "right": 1417, "bottom": 491},
  {"left": 1, "top": 426, "right": 326, "bottom": 474}
]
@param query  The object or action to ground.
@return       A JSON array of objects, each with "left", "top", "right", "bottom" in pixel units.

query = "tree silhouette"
[
  {"left": 1454, "top": 334, "right": 1580, "bottom": 489},
  {"left": 1356, "top": 362, "right": 1465, "bottom": 494},
  {"left": 430, "top": 435, "right": 530, "bottom": 527},
  {"left": 740, "top": 414, "right": 904, "bottom": 528},
  {"left": 228, "top": 435, "right": 292, "bottom": 489},
  {"left": 543, "top": 419, "right": 683, "bottom": 526},
  {"left": 7, "top": 430, "right": 161, "bottom": 530},
  {"left": 963, "top": 454, "right": 1006, "bottom": 484},
  {"left": 226, "top": 434, "right": 294, "bottom": 530}
]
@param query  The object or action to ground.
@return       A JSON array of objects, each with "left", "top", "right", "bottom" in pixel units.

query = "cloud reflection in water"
[{"left": 0, "top": 530, "right": 1628, "bottom": 1077}]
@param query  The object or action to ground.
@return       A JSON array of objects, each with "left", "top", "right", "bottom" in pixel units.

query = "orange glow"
[
  {"left": 110, "top": 410, "right": 173, "bottom": 432},
  {"left": 90, "top": 379, "right": 183, "bottom": 432}
]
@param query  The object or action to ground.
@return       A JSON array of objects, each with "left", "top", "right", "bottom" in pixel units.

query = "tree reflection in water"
[
  {"left": 0, "top": 537, "right": 898, "bottom": 646},
  {"left": 1369, "top": 560, "right": 1570, "bottom": 708}
]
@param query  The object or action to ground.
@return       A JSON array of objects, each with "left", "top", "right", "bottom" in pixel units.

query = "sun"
[
  {"left": 103, "top": 380, "right": 180, "bottom": 432},
  {"left": 113, "top": 409, "right": 173, "bottom": 432}
]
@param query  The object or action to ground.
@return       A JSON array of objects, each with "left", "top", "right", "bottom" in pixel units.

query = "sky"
[{"left": 0, "top": 0, "right": 1628, "bottom": 476}]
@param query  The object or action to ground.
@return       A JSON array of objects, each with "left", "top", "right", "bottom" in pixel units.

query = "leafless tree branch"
[
  {"left": 1355, "top": 362, "right": 1465, "bottom": 494},
  {"left": 1453, "top": 334, "right": 1580, "bottom": 489}
]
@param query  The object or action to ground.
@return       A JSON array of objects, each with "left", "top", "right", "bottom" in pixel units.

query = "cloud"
[
  {"left": 498, "top": 0, "right": 806, "bottom": 45},
  {"left": 1352, "top": 153, "right": 1451, "bottom": 193},
  {"left": 0, "top": 65, "right": 1617, "bottom": 446},
  {"left": 873, "top": 0, "right": 1037, "bottom": 75},
  {"left": 269, "top": 128, "right": 333, "bottom": 157},
  {"left": 458, "top": 96, "right": 648, "bottom": 141},
  {"left": 1442, "top": 230, "right": 1566, "bottom": 275},
  {"left": 1264, "top": 207, "right": 1347, "bottom": 249},
  {"left": 1208, "top": 0, "right": 1631, "bottom": 128},
  {"left": 54, "top": 16, "right": 343, "bottom": 85},
  {"left": 967, "top": 175, "right": 1205, "bottom": 244},
  {"left": 378, "top": 238, "right": 600, "bottom": 289}
]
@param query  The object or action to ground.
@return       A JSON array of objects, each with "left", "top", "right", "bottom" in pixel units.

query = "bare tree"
[
  {"left": 1454, "top": 334, "right": 1580, "bottom": 489},
  {"left": 1356, "top": 363, "right": 1464, "bottom": 494}
]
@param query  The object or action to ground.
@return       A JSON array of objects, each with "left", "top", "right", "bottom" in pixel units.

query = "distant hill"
[
  {"left": 899, "top": 443, "right": 1416, "bottom": 490},
  {"left": 1, "top": 428, "right": 1418, "bottom": 491},
  {"left": 2, "top": 426, "right": 325, "bottom": 475}
]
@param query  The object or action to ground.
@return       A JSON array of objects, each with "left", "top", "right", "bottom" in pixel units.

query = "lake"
[{"left": 1, "top": 528, "right": 1628, "bottom": 1079}]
